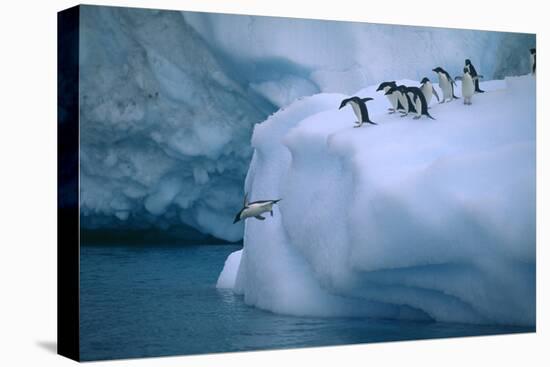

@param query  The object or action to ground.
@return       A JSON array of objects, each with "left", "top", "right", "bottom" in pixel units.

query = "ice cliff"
[
  {"left": 78, "top": 5, "right": 535, "bottom": 242},
  {"left": 218, "top": 75, "right": 536, "bottom": 326}
]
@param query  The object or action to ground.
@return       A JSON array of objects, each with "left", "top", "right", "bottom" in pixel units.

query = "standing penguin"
[
  {"left": 433, "top": 67, "right": 459, "bottom": 102},
  {"left": 455, "top": 67, "right": 479, "bottom": 105},
  {"left": 386, "top": 85, "right": 416, "bottom": 117},
  {"left": 465, "top": 59, "right": 484, "bottom": 93},
  {"left": 420, "top": 77, "right": 440, "bottom": 106},
  {"left": 530, "top": 48, "right": 536, "bottom": 75},
  {"left": 339, "top": 96, "right": 376, "bottom": 127},
  {"left": 376, "top": 81, "right": 404, "bottom": 114},
  {"left": 405, "top": 87, "right": 435, "bottom": 120}
]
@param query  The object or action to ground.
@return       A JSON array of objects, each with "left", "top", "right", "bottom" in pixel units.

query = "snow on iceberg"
[{"left": 218, "top": 75, "right": 536, "bottom": 326}]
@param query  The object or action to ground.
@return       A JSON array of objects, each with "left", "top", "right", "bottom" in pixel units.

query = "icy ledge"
[{"left": 218, "top": 76, "right": 536, "bottom": 326}]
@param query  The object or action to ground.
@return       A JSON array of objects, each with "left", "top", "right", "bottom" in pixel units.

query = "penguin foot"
[
  {"left": 400, "top": 114, "right": 408, "bottom": 118},
  {"left": 413, "top": 116, "right": 421, "bottom": 120}
]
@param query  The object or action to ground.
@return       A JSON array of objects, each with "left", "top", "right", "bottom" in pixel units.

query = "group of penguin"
[
  {"left": 340, "top": 50, "right": 536, "bottom": 127},
  {"left": 233, "top": 49, "right": 536, "bottom": 224}
]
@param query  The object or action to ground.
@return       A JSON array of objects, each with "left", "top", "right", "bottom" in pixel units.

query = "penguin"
[
  {"left": 376, "top": 81, "right": 404, "bottom": 113},
  {"left": 454, "top": 67, "right": 479, "bottom": 105},
  {"left": 420, "top": 77, "right": 440, "bottom": 106},
  {"left": 233, "top": 193, "right": 281, "bottom": 223},
  {"left": 530, "top": 48, "right": 536, "bottom": 75},
  {"left": 432, "top": 67, "right": 459, "bottom": 102},
  {"left": 339, "top": 96, "right": 376, "bottom": 127},
  {"left": 465, "top": 59, "right": 484, "bottom": 93},
  {"left": 404, "top": 86, "right": 435, "bottom": 120},
  {"left": 385, "top": 85, "right": 416, "bottom": 117}
]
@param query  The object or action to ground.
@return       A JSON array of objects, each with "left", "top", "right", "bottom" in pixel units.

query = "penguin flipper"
[
  {"left": 255, "top": 215, "right": 266, "bottom": 220},
  {"left": 432, "top": 86, "right": 440, "bottom": 102},
  {"left": 397, "top": 100, "right": 404, "bottom": 110}
]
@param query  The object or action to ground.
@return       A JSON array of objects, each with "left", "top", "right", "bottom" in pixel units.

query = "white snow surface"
[
  {"left": 218, "top": 75, "right": 536, "bottom": 326},
  {"left": 79, "top": 5, "right": 534, "bottom": 242}
]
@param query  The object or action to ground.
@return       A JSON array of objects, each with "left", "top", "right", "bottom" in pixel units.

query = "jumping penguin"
[
  {"left": 233, "top": 194, "right": 281, "bottom": 223},
  {"left": 339, "top": 96, "right": 376, "bottom": 127},
  {"left": 465, "top": 59, "right": 484, "bottom": 93},
  {"left": 455, "top": 67, "right": 480, "bottom": 105},
  {"left": 376, "top": 81, "right": 404, "bottom": 114},
  {"left": 405, "top": 86, "right": 436, "bottom": 120},
  {"left": 530, "top": 48, "right": 536, "bottom": 75},
  {"left": 432, "top": 67, "right": 459, "bottom": 102},
  {"left": 420, "top": 77, "right": 440, "bottom": 106}
]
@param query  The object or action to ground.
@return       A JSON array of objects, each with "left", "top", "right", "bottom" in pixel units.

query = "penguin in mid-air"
[
  {"left": 465, "top": 59, "right": 484, "bottom": 93},
  {"left": 404, "top": 86, "right": 435, "bottom": 120},
  {"left": 420, "top": 77, "right": 440, "bottom": 106},
  {"left": 339, "top": 96, "right": 376, "bottom": 127},
  {"left": 233, "top": 194, "right": 281, "bottom": 223},
  {"left": 433, "top": 67, "right": 459, "bottom": 102},
  {"left": 530, "top": 48, "right": 536, "bottom": 75},
  {"left": 376, "top": 81, "right": 404, "bottom": 114},
  {"left": 455, "top": 67, "right": 480, "bottom": 105}
]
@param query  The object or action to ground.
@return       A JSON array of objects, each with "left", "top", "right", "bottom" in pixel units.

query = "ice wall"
[
  {"left": 218, "top": 75, "right": 536, "bottom": 326},
  {"left": 79, "top": 5, "right": 534, "bottom": 242}
]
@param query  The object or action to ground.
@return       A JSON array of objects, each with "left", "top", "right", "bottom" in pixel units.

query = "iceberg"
[
  {"left": 218, "top": 75, "right": 536, "bottom": 326},
  {"left": 78, "top": 5, "right": 534, "bottom": 243}
]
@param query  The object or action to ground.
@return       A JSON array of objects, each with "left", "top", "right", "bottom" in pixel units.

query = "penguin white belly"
[
  {"left": 438, "top": 75, "right": 452, "bottom": 100},
  {"left": 414, "top": 96, "right": 422, "bottom": 116},
  {"left": 397, "top": 93, "right": 408, "bottom": 111},
  {"left": 349, "top": 101, "right": 362, "bottom": 122},
  {"left": 242, "top": 203, "right": 272, "bottom": 218},
  {"left": 462, "top": 75, "right": 475, "bottom": 98},
  {"left": 387, "top": 93, "right": 398, "bottom": 109},
  {"left": 421, "top": 83, "right": 432, "bottom": 104}
]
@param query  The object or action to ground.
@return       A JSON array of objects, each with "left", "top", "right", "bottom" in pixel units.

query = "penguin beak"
[{"left": 338, "top": 101, "right": 346, "bottom": 110}]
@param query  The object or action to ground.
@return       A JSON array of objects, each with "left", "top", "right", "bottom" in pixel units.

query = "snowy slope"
[{"left": 218, "top": 75, "right": 536, "bottom": 326}]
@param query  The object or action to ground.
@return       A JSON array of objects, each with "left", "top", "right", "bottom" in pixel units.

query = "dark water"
[{"left": 80, "top": 244, "right": 533, "bottom": 361}]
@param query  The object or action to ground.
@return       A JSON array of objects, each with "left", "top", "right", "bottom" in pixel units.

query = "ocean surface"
[{"left": 80, "top": 244, "right": 533, "bottom": 361}]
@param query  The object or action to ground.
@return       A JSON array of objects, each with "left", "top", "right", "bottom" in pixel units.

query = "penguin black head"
[
  {"left": 339, "top": 98, "right": 350, "bottom": 109},
  {"left": 420, "top": 77, "right": 430, "bottom": 84},
  {"left": 385, "top": 86, "right": 397, "bottom": 95},
  {"left": 465, "top": 59, "right": 472, "bottom": 66},
  {"left": 463, "top": 67, "right": 469, "bottom": 74},
  {"left": 432, "top": 67, "right": 444, "bottom": 73},
  {"left": 397, "top": 85, "right": 408, "bottom": 93},
  {"left": 530, "top": 48, "right": 536, "bottom": 54},
  {"left": 233, "top": 212, "right": 242, "bottom": 224},
  {"left": 376, "top": 81, "right": 396, "bottom": 91}
]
